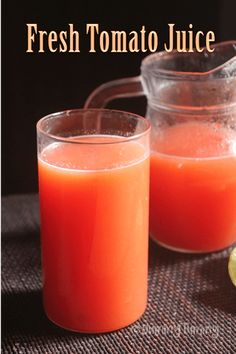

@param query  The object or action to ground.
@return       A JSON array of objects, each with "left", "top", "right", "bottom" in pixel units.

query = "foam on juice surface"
[
  {"left": 152, "top": 122, "right": 236, "bottom": 159},
  {"left": 40, "top": 135, "right": 148, "bottom": 171}
]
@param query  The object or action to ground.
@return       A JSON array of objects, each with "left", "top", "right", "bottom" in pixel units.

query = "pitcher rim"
[{"left": 141, "top": 40, "right": 236, "bottom": 80}]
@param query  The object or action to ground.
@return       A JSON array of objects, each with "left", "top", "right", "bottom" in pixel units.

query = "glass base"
[
  {"left": 150, "top": 234, "right": 234, "bottom": 254},
  {"left": 44, "top": 305, "right": 146, "bottom": 334}
]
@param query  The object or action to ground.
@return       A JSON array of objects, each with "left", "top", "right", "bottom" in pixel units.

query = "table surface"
[{"left": 2, "top": 194, "right": 236, "bottom": 354}]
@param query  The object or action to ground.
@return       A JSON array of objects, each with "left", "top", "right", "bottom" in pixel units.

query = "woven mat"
[{"left": 2, "top": 194, "right": 236, "bottom": 354}]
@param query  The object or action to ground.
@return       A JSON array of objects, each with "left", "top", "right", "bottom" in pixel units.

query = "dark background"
[{"left": 2, "top": 0, "right": 236, "bottom": 195}]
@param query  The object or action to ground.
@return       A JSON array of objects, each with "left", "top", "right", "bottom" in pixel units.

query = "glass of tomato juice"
[{"left": 37, "top": 109, "right": 150, "bottom": 333}]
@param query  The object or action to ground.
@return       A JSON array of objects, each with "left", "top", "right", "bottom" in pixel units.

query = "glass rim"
[{"left": 37, "top": 108, "right": 151, "bottom": 145}]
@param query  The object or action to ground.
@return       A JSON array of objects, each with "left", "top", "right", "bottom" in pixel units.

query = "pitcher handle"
[{"left": 84, "top": 76, "right": 144, "bottom": 108}]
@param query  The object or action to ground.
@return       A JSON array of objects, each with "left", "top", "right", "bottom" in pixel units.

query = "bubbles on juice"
[
  {"left": 153, "top": 121, "right": 236, "bottom": 159},
  {"left": 40, "top": 135, "right": 148, "bottom": 171}
]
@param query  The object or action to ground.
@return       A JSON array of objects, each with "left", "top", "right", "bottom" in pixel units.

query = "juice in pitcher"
[{"left": 150, "top": 121, "right": 236, "bottom": 252}]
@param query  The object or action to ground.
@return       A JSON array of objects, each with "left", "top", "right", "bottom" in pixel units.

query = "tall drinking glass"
[{"left": 37, "top": 109, "right": 150, "bottom": 333}]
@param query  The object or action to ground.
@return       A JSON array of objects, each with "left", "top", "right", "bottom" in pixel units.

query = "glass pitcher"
[{"left": 85, "top": 41, "right": 236, "bottom": 253}]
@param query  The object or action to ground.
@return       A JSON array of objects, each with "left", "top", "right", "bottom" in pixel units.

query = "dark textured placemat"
[{"left": 2, "top": 194, "right": 236, "bottom": 354}]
